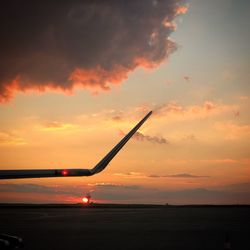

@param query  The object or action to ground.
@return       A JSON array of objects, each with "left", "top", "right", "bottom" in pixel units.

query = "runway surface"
[{"left": 1, "top": 205, "right": 250, "bottom": 250}]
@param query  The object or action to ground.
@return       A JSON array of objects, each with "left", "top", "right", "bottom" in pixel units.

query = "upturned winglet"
[{"left": 0, "top": 111, "right": 152, "bottom": 179}]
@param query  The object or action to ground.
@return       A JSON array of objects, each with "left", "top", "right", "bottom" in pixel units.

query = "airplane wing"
[{"left": 0, "top": 111, "right": 152, "bottom": 179}]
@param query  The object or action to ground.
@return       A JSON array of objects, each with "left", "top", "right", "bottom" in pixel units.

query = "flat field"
[{"left": 0, "top": 205, "right": 249, "bottom": 250}]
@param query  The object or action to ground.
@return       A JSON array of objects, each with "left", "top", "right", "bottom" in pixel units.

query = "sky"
[{"left": 0, "top": 0, "right": 249, "bottom": 204}]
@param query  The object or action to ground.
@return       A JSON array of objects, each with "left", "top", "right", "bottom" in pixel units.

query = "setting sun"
[{"left": 0, "top": 0, "right": 249, "bottom": 205}]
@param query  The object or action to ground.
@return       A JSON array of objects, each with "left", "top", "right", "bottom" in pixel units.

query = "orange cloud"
[
  {"left": 0, "top": 64, "right": 134, "bottom": 102},
  {"left": 0, "top": 77, "right": 20, "bottom": 103},
  {"left": 114, "top": 172, "right": 147, "bottom": 179},
  {"left": 162, "top": 20, "right": 177, "bottom": 30},
  {"left": 175, "top": 5, "right": 189, "bottom": 15},
  {"left": 69, "top": 65, "right": 130, "bottom": 94},
  {"left": 93, "top": 101, "right": 237, "bottom": 128},
  {"left": 0, "top": 130, "right": 26, "bottom": 146},
  {"left": 0, "top": 77, "right": 74, "bottom": 104},
  {"left": 41, "top": 122, "right": 79, "bottom": 132},
  {"left": 151, "top": 101, "right": 237, "bottom": 121}
]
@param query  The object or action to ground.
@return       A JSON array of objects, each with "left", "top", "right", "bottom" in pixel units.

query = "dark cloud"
[
  {"left": 0, "top": 0, "right": 187, "bottom": 102},
  {"left": 120, "top": 130, "right": 169, "bottom": 144},
  {"left": 94, "top": 187, "right": 234, "bottom": 203},
  {"left": 112, "top": 116, "right": 123, "bottom": 122},
  {"left": 0, "top": 183, "right": 139, "bottom": 196},
  {"left": 183, "top": 75, "right": 191, "bottom": 82},
  {"left": 1, "top": 182, "right": 250, "bottom": 204},
  {"left": 234, "top": 111, "right": 240, "bottom": 118},
  {"left": 149, "top": 173, "right": 208, "bottom": 178},
  {"left": 157, "top": 188, "right": 250, "bottom": 204},
  {"left": 0, "top": 183, "right": 77, "bottom": 195},
  {"left": 133, "top": 131, "right": 169, "bottom": 144},
  {"left": 220, "top": 182, "right": 250, "bottom": 192},
  {"left": 164, "top": 173, "right": 210, "bottom": 178},
  {"left": 115, "top": 172, "right": 209, "bottom": 178}
]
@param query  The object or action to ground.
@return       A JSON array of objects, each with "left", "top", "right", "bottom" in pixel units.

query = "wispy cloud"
[
  {"left": 183, "top": 75, "right": 191, "bottom": 82},
  {"left": 182, "top": 134, "right": 196, "bottom": 141},
  {"left": 87, "top": 182, "right": 139, "bottom": 190},
  {"left": 114, "top": 172, "right": 148, "bottom": 179},
  {"left": 197, "top": 158, "right": 239, "bottom": 165},
  {"left": 107, "top": 101, "right": 237, "bottom": 124},
  {"left": 119, "top": 130, "right": 169, "bottom": 144},
  {"left": 114, "top": 172, "right": 210, "bottom": 179},
  {"left": 164, "top": 173, "right": 210, "bottom": 178},
  {"left": 0, "top": 131, "right": 26, "bottom": 145},
  {"left": 41, "top": 121, "right": 79, "bottom": 132},
  {"left": 153, "top": 101, "right": 235, "bottom": 119}
]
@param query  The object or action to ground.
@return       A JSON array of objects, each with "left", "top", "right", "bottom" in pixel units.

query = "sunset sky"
[{"left": 0, "top": 0, "right": 249, "bottom": 204}]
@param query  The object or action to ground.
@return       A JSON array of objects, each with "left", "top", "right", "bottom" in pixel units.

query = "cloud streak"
[
  {"left": 115, "top": 172, "right": 209, "bottom": 179},
  {"left": 120, "top": 130, "right": 169, "bottom": 144},
  {"left": 87, "top": 182, "right": 139, "bottom": 190},
  {"left": 41, "top": 121, "right": 78, "bottom": 132},
  {"left": 0, "top": 183, "right": 73, "bottom": 195},
  {"left": 183, "top": 75, "right": 191, "bottom": 82},
  {"left": 0, "top": 0, "right": 187, "bottom": 103},
  {"left": 164, "top": 173, "right": 210, "bottom": 178},
  {"left": 153, "top": 101, "right": 227, "bottom": 117},
  {"left": 0, "top": 131, "right": 26, "bottom": 145},
  {"left": 107, "top": 101, "right": 238, "bottom": 124}
]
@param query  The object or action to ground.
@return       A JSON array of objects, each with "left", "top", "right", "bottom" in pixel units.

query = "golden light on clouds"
[
  {"left": 0, "top": 1, "right": 249, "bottom": 204},
  {"left": 0, "top": 131, "right": 27, "bottom": 146},
  {"left": 41, "top": 122, "right": 79, "bottom": 132}
]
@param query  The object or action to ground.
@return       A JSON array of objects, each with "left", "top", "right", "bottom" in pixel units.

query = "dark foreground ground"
[{"left": 0, "top": 204, "right": 250, "bottom": 250}]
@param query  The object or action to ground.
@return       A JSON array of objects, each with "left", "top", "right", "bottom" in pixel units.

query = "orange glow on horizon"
[{"left": 0, "top": 1, "right": 249, "bottom": 205}]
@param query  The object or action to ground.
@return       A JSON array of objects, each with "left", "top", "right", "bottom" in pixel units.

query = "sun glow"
[{"left": 82, "top": 196, "right": 91, "bottom": 204}]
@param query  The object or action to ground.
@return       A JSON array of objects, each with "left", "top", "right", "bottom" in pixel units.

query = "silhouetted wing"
[
  {"left": 90, "top": 110, "right": 152, "bottom": 175},
  {"left": 0, "top": 111, "right": 152, "bottom": 179}
]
